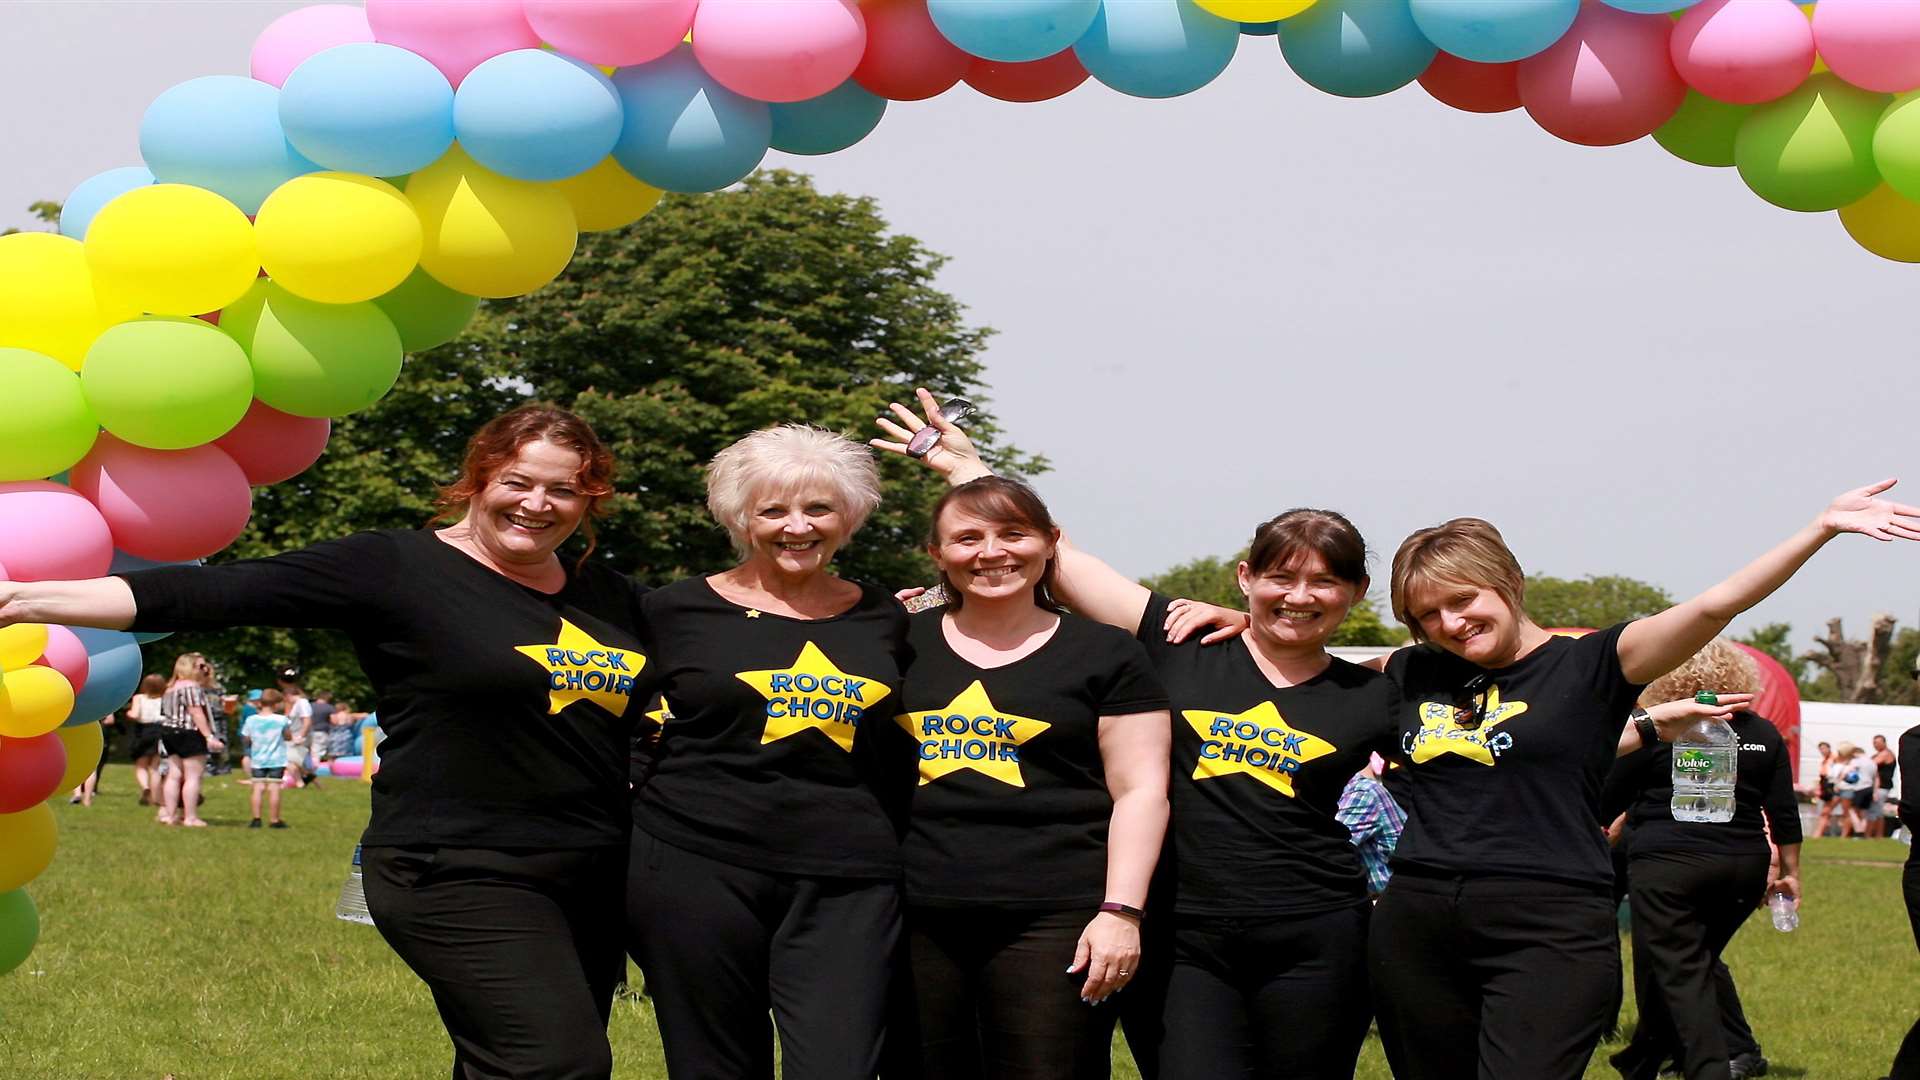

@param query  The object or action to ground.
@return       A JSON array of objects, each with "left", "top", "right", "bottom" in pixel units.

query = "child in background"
[{"left": 242, "top": 689, "right": 291, "bottom": 829}]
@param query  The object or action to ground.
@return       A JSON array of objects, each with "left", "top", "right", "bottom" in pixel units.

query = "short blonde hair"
[
  {"left": 1390, "top": 518, "right": 1527, "bottom": 643},
  {"left": 1640, "top": 638, "right": 1760, "bottom": 708},
  {"left": 704, "top": 425, "right": 882, "bottom": 554}
]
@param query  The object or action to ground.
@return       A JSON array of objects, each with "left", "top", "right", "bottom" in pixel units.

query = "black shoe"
[
  {"left": 1730, "top": 1052, "right": 1769, "bottom": 1078},
  {"left": 269, "top": 820, "right": 289, "bottom": 829},
  {"left": 248, "top": 819, "right": 262, "bottom": 829}
]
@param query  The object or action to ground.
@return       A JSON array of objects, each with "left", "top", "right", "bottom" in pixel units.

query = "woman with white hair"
[{"left": 626, "top": 424, "right": 910, "bottom": 1080}]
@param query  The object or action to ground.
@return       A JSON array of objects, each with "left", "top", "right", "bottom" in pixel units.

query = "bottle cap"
[{"left": 1695, "top": 691, "right": 1719, "bottom": 705}]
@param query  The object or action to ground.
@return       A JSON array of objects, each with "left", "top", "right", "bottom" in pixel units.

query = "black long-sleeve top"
[
  {"left": 1602, "top": 710, "right": 1803, "bottom": 858},
  {"left": 121, "top": 529, "right": 652, "bottom": 849}
]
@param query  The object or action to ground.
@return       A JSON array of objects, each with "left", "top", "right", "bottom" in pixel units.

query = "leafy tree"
[
  {"left": 1139, "top": 550, "right": 1407, "bottom": 647},
  {"left": 167, "top": 171, "right": 1042, "bottom": 699},
  {"left": 1523, "top": 574, "right": 1674, "bottom": 631},
  {"left": 2, "top": 200, "right": 60, "bottom": 236}
]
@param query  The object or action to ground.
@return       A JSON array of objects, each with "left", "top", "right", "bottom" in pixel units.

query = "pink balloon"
[
  {"left": 1813, "top": 0, "right": 1920, "bottom": 94},
  {"left": 1671, "top": 0, "right": 1813, "bottom": 105},
  {"left": 693, "top": 0, "right": 867, "bottom": 103},
  {"left": 214, "top": 400, "right": 332, "bottom": 486},
  {"left": 0, "top": 732, "right": 67, "bottom": 815},
  {"left": 0, "top": 482, "right": 114, "bottom": 582},
  {"left": 366, "top": 0, "right": 541, "bottom": 86},
  {"left": 522, "top": 0, "right": 697, "bottom": 67},
  {"left": 67, "top": 437, "right": 253, "bottom": 564},
  {"left": 251, "top": 4, "right": 376, "bottom": 87},
  {"left": 1519, "top": 2, "right": 1687, "bottom": 146},
  {"left": 32, "top": 626, "right": 89, "bottom": 698}
]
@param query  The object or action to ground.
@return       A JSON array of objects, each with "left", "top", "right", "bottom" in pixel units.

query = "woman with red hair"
[{"left": 0, "top": 404, "right": 652, "bottom": 1080}]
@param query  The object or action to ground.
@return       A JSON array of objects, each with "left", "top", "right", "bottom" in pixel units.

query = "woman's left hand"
[
  {"left": 1645, "top": 692, "right": 1754, "bottom": 741},
  {"left": 1819, "top": 479, "right": 1920, "bottom": 542},
  {"left": 1164, "top": 598, "right": 1250, "bottom": 645},
  {"left": 1067, "top": 911, "right": 1141, "bottom": 1004},
  {"left": 870, "top": 387, "right": 992, "bottom": 484}
]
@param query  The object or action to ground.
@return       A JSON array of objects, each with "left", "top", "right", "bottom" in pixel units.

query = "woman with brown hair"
[
  {"left": 0, "top": 404, "right": 652, "bottom": 1080},
  {"left": 126, "top": 672, "right": 168, "bottom": 806}
]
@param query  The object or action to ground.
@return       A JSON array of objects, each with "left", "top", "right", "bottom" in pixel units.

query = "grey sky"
[{"left": 4, "top": 1, "right": 1916, "bottom": 653}]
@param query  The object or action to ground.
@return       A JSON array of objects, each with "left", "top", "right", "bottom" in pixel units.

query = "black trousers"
[
  {"left": 1611, "top": 850, "right": 1770, "bottom": 1080},
  {"left": 626, "top": 828, "right": 899, "bottom": 1080},
  {"left": 1369, "top": 870, "right": 1620, "bottom": 1080},
  {"left": 893, "top": 906, "right": 1117, "bottom": 1080},
  {"left": 1155, "top": 903, "right": 1371, "bottom": 1080},
  {"left": 361, "top": 844, "right": 628, "bottom": 1080},
  {"left": 1891, "top": 853, "right": 1920, "bottom": 1080}
]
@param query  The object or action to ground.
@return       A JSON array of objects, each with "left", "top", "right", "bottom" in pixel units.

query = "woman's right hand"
[
  {"left": 869, "top": 387, "right": 993, "bottom": 485},
  {"left": 1164, "top": 598, "right": 1251, "bottom": 645}
]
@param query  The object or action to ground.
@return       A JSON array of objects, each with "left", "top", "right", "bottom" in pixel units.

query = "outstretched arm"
[
  {"left": 1618, "top": 480, "right": 1920, "bottom": 685},
  {"left": 0, "top": 578, "right": 137, "bottom": 630}
]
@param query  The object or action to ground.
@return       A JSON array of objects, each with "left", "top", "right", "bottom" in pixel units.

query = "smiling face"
[
  {"left": 929, "top": 504, "right": 1057, "bottom": 605},
  {"left": 744, "top": 487, "right": 848, "bottom": 578},
  {"left": 1404, "top": 578, "right": 1525, "bottom": 668},
  {"left": 466, "top": 438, "right": 590, "bottom": 564},
  {"left": 1237, "top": 549, "right": 1362, "bottom": 651}
]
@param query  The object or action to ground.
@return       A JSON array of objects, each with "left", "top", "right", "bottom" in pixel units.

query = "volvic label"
[{"left": 1673, "top": 749, "right": 1717, "bottom": 775}]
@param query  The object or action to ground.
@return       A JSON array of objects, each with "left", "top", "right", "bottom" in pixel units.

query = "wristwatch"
[{"left": 1630, "top": 706, "right": 1659, "bottom": 746}]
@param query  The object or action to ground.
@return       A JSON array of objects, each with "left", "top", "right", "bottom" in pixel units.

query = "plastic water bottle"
[
  {"left": 1768, "top": 892, "right": 1799, "bottom": 932},
  {"left": 334, "top": 843, "right": 375, "bottom": 926},
  {"left": 1670, "top": 692, "right": 1737, "bottom": 823}
]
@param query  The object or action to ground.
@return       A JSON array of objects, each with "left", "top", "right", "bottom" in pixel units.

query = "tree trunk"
[{"left": 1802, "top": 614, "right": 1897, "bottom": 703}]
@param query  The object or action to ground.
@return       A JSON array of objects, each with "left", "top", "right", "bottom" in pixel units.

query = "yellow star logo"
[
  {"left": 745, "top": 609, "right": 761, "bottom": 618},
  {"left": 1182, "top": 700, "right": 1336, "bottom": 797},
  {"left": 645, "top": 698, "right": 672, "bottom": 725},
  {"left": 895, "top": 680, "right": 1051, "bottom": 788},
  {"left": 1405, "top": 685, "right": 1529, "bottom": 766},
  {"left": 737, "top": 642, "right": 891, "bottom": 752},
  {"left": 512, "top": 618, "right": 645, "bottom": 718}
]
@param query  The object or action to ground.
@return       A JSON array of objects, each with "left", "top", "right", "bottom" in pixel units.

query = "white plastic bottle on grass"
[
  {"left": 1670, "top": 692, "right": 1737, "bottom": 823},
  {"left": 335, "top": 843, "right": 374, "bottom": 926}
]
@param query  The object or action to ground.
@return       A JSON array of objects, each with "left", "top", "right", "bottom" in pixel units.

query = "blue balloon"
[
  {"left": 1242, "top": 21, "right": 1282, "bottom": 36},
  {"left": 1409, "top": 0, "right": 1578, "bottom": 64},
  {"left": 611, "top": 45, "right": 770, "bottom": 194},
  {"left": 60, "top": 167, "right": 154, "bottom": 240},
  {"left": 1602, "top": 0, "right": 1698, "bottom": 11},
  {"left": 455, "top": 50, "right": 622, "bottom": 182},
  {"left": 107, "top": 550, "right": 200, "bottom": 643},
  {"left": 770, "top": 82, "right": 887, "bottom": 157},
  {"left": 280, "top": 43, "right": 455, "bottom": 178},
  {"left": 927, "top": 0, "right": 1102, "bottom": 63},
  {"left": 63, "top": 627, "right": 142, "bottom": 728},
  {"left": 1075, "top": 0, "right": 1240, "bottom": 100},
  {"left": 140, "top": 76, "right": 319, "bottom": 215},
  {"left": 1279, "top": 0, "right": 1437, "bottom": 98}
]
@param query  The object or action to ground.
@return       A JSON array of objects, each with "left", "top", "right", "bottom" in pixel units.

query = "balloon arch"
[{"left": 0, "top": 0, "right": 1910, "bottom": 971}]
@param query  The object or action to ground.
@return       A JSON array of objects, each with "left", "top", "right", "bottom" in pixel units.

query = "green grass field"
[{"left": 2, "top": 777, "right": 1912, "bottom": 1079}]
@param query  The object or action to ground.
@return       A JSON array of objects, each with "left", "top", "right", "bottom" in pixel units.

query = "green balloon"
[
  {"left": 1872, "top": 92, "right": 1920, "bottom": 204},
  {"left": 79, "top": 316, "right": 253, "bottom": 450},
  {"left": 221, "top": 281, "right": 405, "bottom": 419},
  {"left": 1654, "top": 93, "right": 1752, "bottom": 169},
  {"left": 0, "top": 888, "right": 38, "bottom": 976},
  {"left": 1735, "top": 74, "right": 1890, "bottom": 213},
  {"left": 0, "top": 348, "right": 98, "bottom": 482},
  {"left": 371, "top": 267, "right": 481, "bottom": 353}
]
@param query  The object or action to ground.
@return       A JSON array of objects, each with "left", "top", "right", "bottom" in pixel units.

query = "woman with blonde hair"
[
  {"left": 625, "top": 424, "right": 910, "bottom": 1080},
  {"left": 1368, "top": 480, "right": 1919, "bottom": 1080},
  {"left": 1603, "top": 639, "right": 1801, "bottom": 1080},
  {"left": 154, "top": 653, "right": 224, "bottom": 827}
]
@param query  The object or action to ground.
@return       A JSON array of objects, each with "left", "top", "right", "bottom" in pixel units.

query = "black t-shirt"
[
  {"left": 632, "top": 577, "right": 909, "bottom": 879},
  {"left": 123, "top": 529, "right": 651, "bottom": 848},
  {"left": 1899, "top": 724, "right": 1919, "bottom": 836},
  {"left": 1385, "top": 622, "right": 1644, "bottom": 888},
  {"left": 1136, "top": 592, "right": 1399, "bottom": 916},
  {"left": 892, "top": 608, "right": 1168, "bottom": 909},
  {"left": 1602, "top": 710, "right": 1803, "bottom": 858}
]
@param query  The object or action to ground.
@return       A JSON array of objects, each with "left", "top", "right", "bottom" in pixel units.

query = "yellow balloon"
[
  {"left": 407, "top": 144, "right": 578, "bottom": 299},
  {"left": 49, "top": 721, "right": 104, "bottom": 798},
  {"left": 1194, "top": 0, "right": 1316, "bottom": 20},
  {"left": 0, "top": 233, "right": 139, "bottom": 371},
  {"left": 0, "top": 625, "right": 48, "bottom": 670},
  {"left": 85, "top": 184, "right": 259, "bottom": 317},
  {"left": 0, "top": 802, "right": 55, "bottom": 892},
  {"left": 1840, "top": 185, "right": 1920, "bottom": 262},
  {"left": 552, "top": 157, "right": 664, "bottom": 233},
  {"left": 255, "top": 173, "right": 424, "bottom": 305},
  {"left": 0, "top": 667, "right": 75, "bottom": 740}
]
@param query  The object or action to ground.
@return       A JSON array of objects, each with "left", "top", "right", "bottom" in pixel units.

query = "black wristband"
[
  {"left": 1630, "top": 707, "right": 1659, "bottom": 746},
  {"left": 1098, "top": 901, "right": 1145, "bottom": 921}
]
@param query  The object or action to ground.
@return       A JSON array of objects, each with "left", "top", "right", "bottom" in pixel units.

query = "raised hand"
[
  {"left": 1818, "top": 478, "right": 1920, "bottom": 542},
  {"left": 869, "top": 387, "right": 993, "bottom": 484}
]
